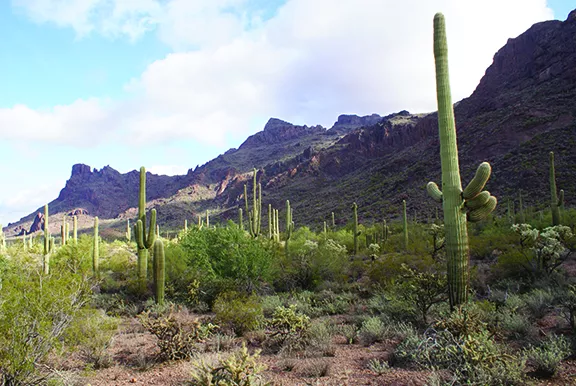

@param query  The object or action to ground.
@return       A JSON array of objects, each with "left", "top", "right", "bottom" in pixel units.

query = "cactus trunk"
[
  {"left": 73, "top": 215, "right": 78, "bottom": 244},
  {"left": 43, "top": 204, "right": 50, "bottom": 274},
  {"left": 352, "top": 202, "right": 359, "bottom": 255},
  {"left": 153, "top": 239, "right": 165, "bottom": 305},
  {"left": 550, "top": 152, "right": 561, "bottom": 225},
  {"left": 134, "top": 166, "right": 157, "bottom": 294},
  {"left": 93, "top": 216, "right": 99, "bottom": 279},
  {"left": 403, "top": 200, "right": 408, "bottom": 251}
]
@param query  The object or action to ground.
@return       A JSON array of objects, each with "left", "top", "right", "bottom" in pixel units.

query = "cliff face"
[{"left": 7, "top": 9, "right": 576, "bottom": 235}]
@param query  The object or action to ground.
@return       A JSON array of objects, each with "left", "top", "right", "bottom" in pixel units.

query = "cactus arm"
[
  {"left": 427, "top": 182, "right": 443, "bottom": 202},
  {"left": 462, "top": 162, "right": 491, "bottom": 199},
  {"left": 146, "top": 209, "right": 157, "bottom": 248},
  {"left": 467, "top": 196, "right": 497, "bottom": 222}
]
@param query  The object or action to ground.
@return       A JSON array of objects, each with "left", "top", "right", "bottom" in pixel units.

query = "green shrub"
[
  {"left": 64, "top": 309, "right": 120, "bottom": 369},
  {"left": 0, "top": 268, "right": 91, "bottom": 385},
  {"left": 366, "top": 358, "right": 390, "bottom": 375},
  {"left": 266, "top": 305, "right": 310, "bottom": 354},
  {"left": 213, "top": 291, "right": 264, "bottom": 335},
  {"left": 190, "top": 344, "right": 270, "bottom": 386},
  {"left": 525, "top": 334, "right": 571, "bottom": 378},
  {"left": 523, "top": 289, "right": 554, "bottom": 319},
  {"left": 357, "top": 317, "right": 387, "bottom": 346},
  {"left": 138, "top": 310, "right": 218, "bottom": 361}
]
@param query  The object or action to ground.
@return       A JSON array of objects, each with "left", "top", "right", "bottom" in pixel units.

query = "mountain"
[{"left": 7, "top": 9, "right": 576, "bottom": 237}]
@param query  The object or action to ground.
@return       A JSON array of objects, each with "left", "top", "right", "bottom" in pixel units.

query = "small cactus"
[
  {"left": 352, "top": 202, "right": 361, "bottom": 255},
  {"left": 403, "top": 200, "right": 408, "bottom": 251},
  {"left": 285, "top": 200, "right": 294, "bottom": 257},
  {"left": 73, "top": 215, "right": 78, "bottom": 244},
  {"left": 550, "top": 152, "right": 563, "bottom": 226},
  {"left": 43, "top": 204, "right": 51, "bottom": 274}
]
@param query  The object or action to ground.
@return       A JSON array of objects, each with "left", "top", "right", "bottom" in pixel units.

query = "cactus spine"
[
  {"left": 134, "top": 166, "right": 157, "bottom": 293},
  {"left": 285, "top": 200, "right": 294, "bottom": 257},
  {"left": 153, "top": 239, "right": 165, "bottom": 305},
  {"left": 93, "top": 216, "right": 99, "bottom": 279},
  {"left": 402, "top": 200, "right": 408, "bottom": 251},
  {"left": 550, "top": 152, "right": 563, "bottom": 225},
  {"left": 426, "top": 14, "right": 496, "bottom": 308},
  {"left": 352, "top": 202, "right": 360, "bottom": 255}
]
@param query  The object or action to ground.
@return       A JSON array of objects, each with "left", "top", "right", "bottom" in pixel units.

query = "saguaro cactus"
[
  {"left": 352, "top": 202, "right": 361, "bottom": 255},
  {"left": 331, "top": 212, "right": 335, "bottom": 228},
  {"left": 244, "top": 168, "right": 262, "bottom": 238},
  {"left": 285, "top": 200, "right": 294, "bottom": 257},
  {"left": 126, "top": 219, "right": 131, "bottom": 242},
  {"left": 43, "top": 204, "right": 52, "bottom": 274},
  {"left": 426, "top": 13, "right": 497, "bottom": 308},
  {"left": 403, "top": 200, "right": 408, "bottom": 251},
  {"left": 550, "top": 152, "right": 563, "bottom": 226},
  {"left": 238, "top": 208, "right": 244, "bottom": 231},
  {"left": 153, "top": 239, "right": 165, "bottom": 305},
  {"left": 93, "top": 217, "right": 100, "bottom": 279},
  {"left": 518, "top": 190, "right": 525, "bottom": 224},
  {"left": 73, "top": 215, "right": 78, "bottom": 244},
  {"left": 134, "top": 166, "right": 157, "bottom": 293}
]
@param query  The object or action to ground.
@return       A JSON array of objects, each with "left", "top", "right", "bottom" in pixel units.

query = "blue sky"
[{"left": 0, "top": 0, "right": 572, "bottom": 225}]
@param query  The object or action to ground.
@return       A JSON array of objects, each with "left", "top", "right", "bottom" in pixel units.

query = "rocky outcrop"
[{"left": 239, "top": 118, "right": 325, "bottom": 149}]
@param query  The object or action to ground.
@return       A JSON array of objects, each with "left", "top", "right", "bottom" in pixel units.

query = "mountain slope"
[{"left": 7, "top": 9, "right": 576, "bottom": 237}]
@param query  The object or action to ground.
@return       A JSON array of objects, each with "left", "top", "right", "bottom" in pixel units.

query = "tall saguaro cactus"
[
  {"left": 134, "top": 166, "right": 157, "bottom": 293},
  {"left": 550, "top": 152, "right": 564, "bottom": 226},
  {"left": 43, "top": 204, "right": 52, "bottom": 274},
  {"left": 285, "top": 200, "right": 294, "bottom": 257},
  {"left": 93, "top": 216, "right": 100, "bottom": 279},
  {"left": 402, "top": 200, "right": 408, "bottom": 251},
  {"left": 73, "top": 215, "right": 78, "bottom": 244},
  {"left": 352, "top": 202, "right": 361, "bottom": 255},
  {"left": 153, "top": 239, "right": 165, "bottom": 305},
  {"left": 244, "top": 168, "right": 262, "bottom": 238},
  {"left": 426, "top": 13, "right": 497, "bottom": 308}
]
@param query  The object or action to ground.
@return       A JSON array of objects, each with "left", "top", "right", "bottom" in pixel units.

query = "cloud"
[
  {"left": 12, "top": 0, "right": 163, "bottom": 40},
  {"left": 5, "top": 0, "right": 554, "bottom": 147},
  {"left": 148, "top": 164, "right": 190, "bottom": 176}
]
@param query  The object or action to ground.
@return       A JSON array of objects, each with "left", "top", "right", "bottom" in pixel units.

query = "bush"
[
  {"left": 357, "top": 317, "right": 387, "bottom": 346},
  {"left": 525, "top": 334, "right": 571, "bottom": 378},
  {"left": 190, "top": 344, "right": 270, "bottom": 386},
  {"left": 266, "top": 305, "right": 310, "bottom": 354},
  {"left": 139, "top": 310, "right": 218, "bottom": 361},
  {"left": 64, "top": 309, "right": 120, "bottom": 368},
  {"left": 213, "top": 292, "right": 264, "bottom": 335},
  {"left": 0, "top": 268, "right": 92, "bottom": 385},
  {"left": 523, "top": 288, "right": 554, "bottom": 319}
]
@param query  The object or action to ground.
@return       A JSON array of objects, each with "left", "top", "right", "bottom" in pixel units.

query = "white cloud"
[
  {"left": 12, "top": 0, "right": 163, "bottom": 40},
  {"left": 5, "top": 0, "right": 554, "bottom": 146},
  {"left": 148, "top": 164, "right": 189, "bottom": 176}
]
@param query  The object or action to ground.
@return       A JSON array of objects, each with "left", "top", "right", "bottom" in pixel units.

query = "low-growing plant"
[
  {"left": 189, "top": 344, "right": 270, "bottom": 386},
  {"left": 366, "top": 358, "right": 390, "bottom": 375},
  {"left": 338, "top": 324, "right": 357, "bottom": 344},
  {"left": 139, "top": 310, "right": 218, "bottom": 360},
  {"left": 298, "top": 358, "right": 331, "bottom": 378},
  {"left": 524, "top": 334, "right": 571, "bottom": 378},
  {"left": 357, "top": 316, "right": 387, "bottom": 346},
  {"left": 266, "top": 305, "right": 310, "bottom": 354},
  {"left": 213, "top": 291, "right": 264, "bottom": 335}
]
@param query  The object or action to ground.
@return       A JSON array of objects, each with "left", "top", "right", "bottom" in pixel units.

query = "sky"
[{"left": 0, "top": 0, "right": 573, "bottom": 225}]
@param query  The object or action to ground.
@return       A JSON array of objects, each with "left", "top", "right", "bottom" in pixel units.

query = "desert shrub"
[
  {"left": 357, "top": 317, "right": 387, "bottom": 346},
  {"left": 190, "top": 344, "right": 270, "bottom": 386},
  {"left": 0, "top": 268, "right": 92, "bottom": 385},
  {"left": 205, "top": 333, "right": 237, "bottom": 353},
  {"left": 272, "top": 233, "right": 349, "bottom": 291},
  {"left": 260, "top": 295, "right": 285, "bottom": 317},
  {"left": 499, "top": 312, "right": 534, "bottom": 340},
  {"left": 394, "top": 264, "right": 447, "bottom": 325},
  {"left": 366, "top": 358, "right": 390, "bottom": 375},
  {"left": 366, "top": 291, "right": 417, "bottom": 323},
  {"left": 266, "top": 305, "right": 310, "bottom": 354},
  {"left": 553, "top": 283, "right": 576, "bottom": 331},
  {"left": 138, "top": 310, "right": 218, "bottom": 360},
  {"left": 213, "top": 291, "right": 264, "bottom": 335},
  {"left": 337, "top": 324, "right": 357, "bottom": 344},
  {"left": 298, "top": 358, "right": 331, "bottom": 378},
  {"left": 179, "top": 226, "right": 274, "bottom": 298},
  {"left": 524, "top": 334, "right": 571, "bottom": 378},
  {"left": 305, "top": 320, "right": 335, "bottom": 357},
  {"left": 64, "top": 309, "right": 120, "bottom": 369}
]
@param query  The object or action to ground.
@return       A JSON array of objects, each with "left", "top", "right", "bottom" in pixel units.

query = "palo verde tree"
[{"left": 426, "top": 13, "right": 497, "bottom": 309}]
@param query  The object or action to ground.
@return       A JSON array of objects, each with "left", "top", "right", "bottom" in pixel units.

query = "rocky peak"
[
  {"left": 329, "top": 113, "right": 383, "bottom": 134},
  {"left": 239, "top": 118, "right": 325, "bottom": 149},
  {"left": 71, "top": 163, "right": 92, "bottom": 177}
]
